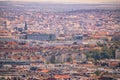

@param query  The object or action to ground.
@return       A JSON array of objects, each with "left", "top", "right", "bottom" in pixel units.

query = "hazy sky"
[{"left": 1, "top": 0, "right": 120, "bottom": 4}]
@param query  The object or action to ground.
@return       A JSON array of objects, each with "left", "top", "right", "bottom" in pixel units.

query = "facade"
[
  {"left": 73, "top": 35, "right": 83, "bottom": 40},
  {"left": 26, "top": 33, "right": 56, "bottom": 41},
  {"left": 0, "top": 29, "right": 14, "bottom": 42},
  {"left": 115, "top": 49, "right": 120, "bottom": 59}
]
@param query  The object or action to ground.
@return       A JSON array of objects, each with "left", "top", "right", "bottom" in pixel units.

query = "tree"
[
  {"left": 100, "top": 52, "right": 109, "bottom": 59},
  {"left": 86, "top": 50, "right": 101, "bottom": 61},
  {"left": 86, "top": 38, "right": 119, "bottom": 60},
  {"left": 94, "top": 70, "right": 100, "bottom": 76},
  {"left": 0, "top": 77, "right": 5, "bottom": 80},
  {"left": 102, "top": 45, "right": 115, "bottom": 59}
]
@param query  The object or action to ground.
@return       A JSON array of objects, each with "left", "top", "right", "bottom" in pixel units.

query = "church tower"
[{"left": 24, "top": 21, "right": 27, "bottom": 30}]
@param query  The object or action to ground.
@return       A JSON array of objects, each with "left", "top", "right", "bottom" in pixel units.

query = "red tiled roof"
[{"left": 54, "top": 74, "right": 70, "bottom": 79}]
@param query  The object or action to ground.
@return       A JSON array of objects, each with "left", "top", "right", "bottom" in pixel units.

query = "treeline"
[{"left": 86, "top": 35, "right": 120, "bottom": 61}]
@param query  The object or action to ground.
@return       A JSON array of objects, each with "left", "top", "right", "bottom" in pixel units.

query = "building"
[
  {"left": 0, "top": 29, "right": 14, "bottom": 42},
  {"left": 115, "top": 49, "right": 120, "bottom": 59},
  {"left": 26, "top": 33, "right": 56, "bottom": 41},
  {"left": 24, "top": 21, "right": 27, "bottom": 31},
  {"left": 73, "top": 35, "right": 83, "bottom": 40}
]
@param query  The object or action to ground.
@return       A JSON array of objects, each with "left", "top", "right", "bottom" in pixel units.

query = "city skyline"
[{"left": 0, "top": 0, "right": 120, "bottom": 4}]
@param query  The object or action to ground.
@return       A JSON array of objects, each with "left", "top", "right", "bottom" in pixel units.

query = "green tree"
[
  {"left": 0, "top": 77, "right": 5, "bottom": 80},
  {"left": 94, "top": 70, "right": 100, "bottom": 76},
  {"left": 100, "top": 52, "right": 109, "bottom": 59}
]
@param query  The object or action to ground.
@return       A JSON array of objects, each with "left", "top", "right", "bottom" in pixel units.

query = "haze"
[{"left": 0, "top": 0, "right": 120, "bottom": 4}]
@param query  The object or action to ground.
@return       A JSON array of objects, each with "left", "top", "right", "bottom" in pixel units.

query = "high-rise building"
[{"left": 24, "top": 21, "right": 27, "bottom": 30}]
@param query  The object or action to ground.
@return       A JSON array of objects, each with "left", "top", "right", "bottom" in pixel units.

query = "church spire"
[{"left": 24, "top": 21, "right": 27, "bottom": 30}]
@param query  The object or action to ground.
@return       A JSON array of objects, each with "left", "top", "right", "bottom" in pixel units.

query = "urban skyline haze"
[{"left": 0, "top": 0, "right": 120, "bottom": 4}]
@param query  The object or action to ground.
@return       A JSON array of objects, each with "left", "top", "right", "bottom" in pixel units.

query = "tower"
[{"left": 24, "top": 21, "right": 27, "bottom": 30}]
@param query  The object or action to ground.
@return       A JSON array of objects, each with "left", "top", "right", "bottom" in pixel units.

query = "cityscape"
[{"left": 0, "top": 1, "right": 120, "bottom": 80}]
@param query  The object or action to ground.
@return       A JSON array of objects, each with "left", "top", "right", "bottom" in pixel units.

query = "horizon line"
[{"left": 0, "top": 0, "right": 120, "bottom": 4}]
